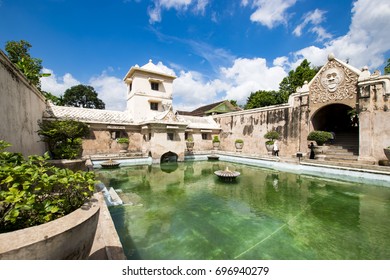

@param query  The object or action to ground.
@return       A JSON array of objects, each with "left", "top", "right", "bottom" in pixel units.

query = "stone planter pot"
[
  {"left": 313, "top": 144, "right": 329, "bottom": 161},
  {"left": 118, "top": 142, "right": 129, "bottom": 153},
  {"left": 265, "top": 143, "right": 274, "bottom": 155},
  {"left": 235, "top": 142, "right": 244, "bottom": 152},
  {"left": 384, "top": 148, "right": 390, "bottom": 161},
  {"left": 213, "top": 141, "right": 220, "bottom": 150},
  {"left": 47, "top": 158, "right": 87, "bottom": 172},
  {"left": 0, "top": 196, "right": 100, "bottom": 260},
  {"left": 186, "top": 141, "right": 194, "bottom": 152}
]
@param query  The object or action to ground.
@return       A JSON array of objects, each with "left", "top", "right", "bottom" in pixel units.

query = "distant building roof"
[
  {"left": 43, "top": 103, "right": 133, "bottom": 125},
  {"left": 177, "top": 100, "right": 241, "bottom": 116},
  {"left": 177, "top": 115, "right": 221, "bottom": 130},
  {"left": 43, "top": 103, "right": 221, "bottom": 130}
]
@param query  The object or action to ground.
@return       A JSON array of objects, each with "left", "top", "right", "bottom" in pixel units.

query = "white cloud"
[
  {"left": 241, "top": 0, "right": 249, "bottom": 7},
  {"left": 273, "top": 56, "right": 289, "bottom": 67},
  {"left": 173, "top": 70, "right": 228, "bottom": 109},
  {"left": 247, "top": 0, "right": 297, "bottom": 28},
  {"left": 293, "top": 9, "right": 331, "bottom": 42},
  {"left": 171, "top": 57, "right": 287, "bottom": 110},
  {"left": 89, "top": 72, "right": 127, "bottom": 111},
  {"left": 148, "top": 0, "right": 208, "bottom": 23},
  {"left": 220, "top": 58, "right": 287, "bottom": 104},
  {"left": 40, "top": 68, "right": 127, "bottom": 111},
  {"left": 40, "top": 68, "right": 80, "bottom": 96},
  {"left": 292, "top": 0, "right": 390, "bottom": 70}
]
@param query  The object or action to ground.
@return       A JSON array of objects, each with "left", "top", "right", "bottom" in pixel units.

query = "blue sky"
[{"left": 1, "top": 0, "right": 389, "bottom": 111}]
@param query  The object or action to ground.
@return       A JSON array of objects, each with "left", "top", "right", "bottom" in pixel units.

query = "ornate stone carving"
[
  {"left": 161, "top": 109, "right": 179, "bottom": 122},
  {"left": 320, "top": 68, "right": 344, "bottom": 92},
  {"left": 310, "top": 60, "right": 358, "bottom": 104},
  {"left": 360, "top": 85, "right": 370, "bottom": 98}
]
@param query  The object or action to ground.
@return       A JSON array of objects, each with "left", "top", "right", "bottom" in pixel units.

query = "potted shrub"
[
  {"left": 307, "top": 131, "right": 332, "bottom": 159},
  {"left": 307, "top": 131, "right": 332, "bottom": 146},
  {"left": 0, "top": 140, "right": 99, "bottom": 259},
  {"left": 264, "top": 130, "right": 279, "bottom": 154},
  {"left": 116, "top": 137, "right": 129, "bottom": 153},
  {"left": 37, "top": 119, "right": 89, "bottom": 160},
  {"left": 186, "top": 137, "right": 194, "bottom": 152},
  {"left": 212, "top": 135, "right": 220, "bottom": 150},
  {"left": 235, "top": 139, "right": 244, "bottom": 152}
]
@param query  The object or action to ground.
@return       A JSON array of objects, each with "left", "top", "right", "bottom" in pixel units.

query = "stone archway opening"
[
  {"left": 311, "top": 104, "right": 356, "bottom": 132},
  {"left": 311, "top": 103, "right": 359, "bottom": 158},
  {"left": 160, "top": 151, "right": 178, "bottom": 173},
  {"left": 160, "top": 151, "right": 178, "bottom": 163}
]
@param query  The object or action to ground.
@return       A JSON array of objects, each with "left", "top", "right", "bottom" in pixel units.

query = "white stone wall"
[
  {"left": 0, "top": 51, "right": 46, "bottom": 156},
  {"left": 126, "top": 71, "right": 174, "bottom": 121}
]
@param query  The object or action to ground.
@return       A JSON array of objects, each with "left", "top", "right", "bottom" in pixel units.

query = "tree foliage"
[
  {"left": 384, "top": 58, "right": 390, "bottom": 75},
  {"left": 42, "top": 91, "right": 64, "bottom": 105},
  {"left": 278, "top": 59, "right": 319, "bottom": 100},
  {"left": 244, "top": 59, "right": 319, "bottom": 109},
  {"left": 37, "top": 119, "right": 90, "bottom": 159},
  {"left": 5, "top": 40, "right": 50, "bottom": 90},
  {"left": 0, "top": 140, "right": 96, "bottom": 233},
  {"left": 62, "top": 84, "right": 105, "bottom": 109},
  {"left": 244, "top": 90, "right": 283, "bottom": 109}
]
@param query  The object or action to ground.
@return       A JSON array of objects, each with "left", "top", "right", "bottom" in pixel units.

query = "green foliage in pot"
[
  {"left": 0, "top": 140, "right": 96, "bottom": 233},
  {"left": 116, "top": 138, "right": 129, "bottom": 144},
  {"left": 212, "top": 135, "right": 220, "bottom": 143},
  {"left": 307, "top": 131, "right": 332, "bottom": 146},
  {"left": 37, "top": 119, "right": 89, "bottom": 159},
  {"left": 235, "top": 139, "right": 244, "bottom": 144},
  {"left": 264, "top": 130, "right": 280, "bottom": 145},
  {"left": 186, "top": 137, "right": 194, "bottom": 142}
]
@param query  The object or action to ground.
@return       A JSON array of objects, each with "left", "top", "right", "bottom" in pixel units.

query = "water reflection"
[{"left": 97, "top": 161, "right": 390, "bottom": 260}]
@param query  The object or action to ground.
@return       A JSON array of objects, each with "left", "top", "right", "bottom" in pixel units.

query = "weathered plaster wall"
[
  {"left": 82, "top": 124, "right": 143, "bottom": 156},
  {"left": 0, "top": 51, "right": 46, "bottom": 156},
  {"left": 213, "top": 104, "right": 309, "bottom": 157},
  {"left": 358, "top": 78, "right": 390, "bottom": 162},
  {"left": 146, "top": 128, "right": 186, "bottom": 162}
]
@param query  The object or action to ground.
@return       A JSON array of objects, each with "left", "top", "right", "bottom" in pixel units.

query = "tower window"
[
  {"left": 167, "top": 132, "right": 174, "bottom": 141},
  {"left": 151, "top": 82, "right": 159, "bottom": 91},
  {"left": 150, "top": 102, "right": 158, "bottom": 111}
]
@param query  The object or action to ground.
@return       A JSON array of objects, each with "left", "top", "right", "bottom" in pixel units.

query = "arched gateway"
[{"left": 307, "top": 54, "right": 361, "bottom": 159}]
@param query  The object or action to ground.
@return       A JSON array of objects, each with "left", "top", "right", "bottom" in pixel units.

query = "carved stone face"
[{"left": 320, "top": 68, "right": 344, "bottom": 92}]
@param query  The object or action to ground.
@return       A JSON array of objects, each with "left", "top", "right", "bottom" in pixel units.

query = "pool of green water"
[{"left": 96, "top": 161, "right": 390, "bottom": 260}]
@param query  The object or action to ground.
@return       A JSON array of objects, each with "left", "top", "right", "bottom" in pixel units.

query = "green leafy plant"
[
  {"left": 37, "top": 119, "right": 89, "bottom": 159},
  {"left": 116, "top": 138, "right": 129, "bottom": 144},
  {"left": 212, "top": 136, "right": 220, "bottom": 143},
  {"left": 186, "top": 137, "right": 194, "bottom": 142},
  {"left": 264, "top": 130, "right": 280, "bottom": 145},
  {"left": 235, "top": 139, "right": 244, "bottom": 144},
  {"left": 307, "top": 131, "right": 332, "bottom": 146},
  {"left": 0, "top": 140, "right": 96, "bottom": 233}
]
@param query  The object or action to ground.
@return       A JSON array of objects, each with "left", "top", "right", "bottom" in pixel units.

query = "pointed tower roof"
[{"left": 123, "top": 59, "right": 176, "bottom": 81}]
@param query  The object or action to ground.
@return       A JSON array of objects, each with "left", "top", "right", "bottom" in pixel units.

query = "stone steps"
[{"left": 321, "top": 131, "right": 359, "bottom": 162}]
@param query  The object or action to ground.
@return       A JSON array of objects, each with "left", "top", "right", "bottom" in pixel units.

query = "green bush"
[
  {"left": 37, "top": 119, "right": 89, "bottom": 159},
  {"left": 264, "top": 130, "right": 280, "bottom": 145},
  {"left": 116, "top": 138, "right": 129, "bottom": 144},
  {"left": 307, "top": 131, "right": 332, "bottom": 146},
  {"left": 235, "top": 139, "right": 244, "bottom": 144},
  {"left": 186, "top": 137, "right": 193, "bottom": 142},
  {"left": 0, "top": 140, "right": 96, "bottom": 233},
  {"left": 212, "top": 136, "right": 220, "bottom": 143}
]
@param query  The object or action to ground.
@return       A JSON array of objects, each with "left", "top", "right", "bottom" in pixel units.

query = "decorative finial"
[
  {"left": 328, "top": 53, "right": 335, "bottom": 61},
  {"left": 149, "top": 59, "right": 152, "bottom": 63}
]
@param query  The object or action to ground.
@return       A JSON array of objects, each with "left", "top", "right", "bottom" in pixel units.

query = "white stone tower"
[{"left": 123, "top": 59, "right": 176, "bottom": 122}]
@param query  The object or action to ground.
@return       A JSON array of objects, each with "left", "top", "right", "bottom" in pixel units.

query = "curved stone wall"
[{"left": 0, "top": 197, "right": 100, "bottom": 260}]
